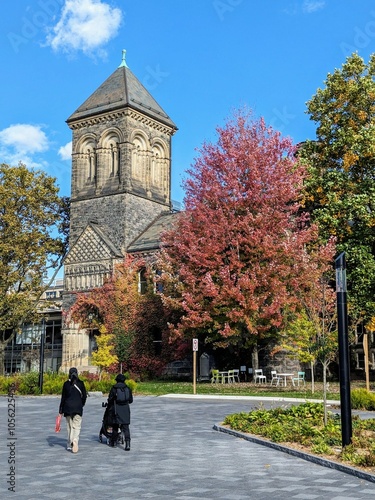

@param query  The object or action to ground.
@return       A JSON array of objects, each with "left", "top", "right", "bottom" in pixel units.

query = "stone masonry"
[{"left": 60, "top": 52, "right": 177, "bottom": 372}]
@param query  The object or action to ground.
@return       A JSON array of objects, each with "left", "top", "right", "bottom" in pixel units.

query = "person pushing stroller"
[{"left": 106, "top": 373, "right": 133, "bottom": 450}]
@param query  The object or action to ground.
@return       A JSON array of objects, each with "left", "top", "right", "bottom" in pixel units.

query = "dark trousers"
[{"left": 111, "top": 423, "right": 130, "bottom": 444}]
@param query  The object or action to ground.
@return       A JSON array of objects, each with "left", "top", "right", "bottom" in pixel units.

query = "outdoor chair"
[
  {"left": 222, "top": 370, "right": 233, "bottom": 383},
  {"left": 292, "top": 371, "right": 306, "bottom": 386},
  {"left": 210, "top": 369, "right": 222, "bottom": 383},
  {"left": 270, "top": 370, "right": 281, "bottom": 386},
  {"left": 254, "top": 369, "right": 266, "bottom": 384},
  {"left": 231, "top": 369, "right": 240, "bottom": 382}
]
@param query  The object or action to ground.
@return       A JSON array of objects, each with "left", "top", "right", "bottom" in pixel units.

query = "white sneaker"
[{"left": 72, "top": 440, "right": 78, "bottom": 453}]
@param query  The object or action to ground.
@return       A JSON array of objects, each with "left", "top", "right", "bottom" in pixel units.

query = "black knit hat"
[{"left": 115, "top": 373, "right": 125, "bottom": 383}]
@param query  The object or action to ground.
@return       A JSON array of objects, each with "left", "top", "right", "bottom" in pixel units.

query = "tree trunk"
[
  {"left": 310, "top": 360, "right": 315, "bottom": 394},
  {"left": 251, "top": 344, "right": 259, "bottom": 371}
]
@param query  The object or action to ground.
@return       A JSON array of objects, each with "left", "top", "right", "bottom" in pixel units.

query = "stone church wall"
[{"left": 69, "top": 192, "right": 169, "bottom": 252}]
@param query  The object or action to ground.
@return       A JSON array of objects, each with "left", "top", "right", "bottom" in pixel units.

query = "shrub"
[
  {"left": 0, "top": 376, "right": 7, "bottom": 394},
  {"left": 80, "top": 371, "right": 100, "bottom": 383},
  {"left": 90, "top": 379, "right": 113, "bottom": 394},
  {"left": 351, "top": 388, "right": 375, "bottom": 410},
  {"left": 224, "top": 402, "right": 375, "bottom": 470},
  {"left": 42, "top": 373, "right": 66, "bottom": 394},
  {"left": 88, "top": 377, "right": 137, "bottom": 394},
  {"left": 0, "top": 376, "right": 18, "bottom": 395},
  {"left": 18, "top": 372, "right": 40, "bottom": 395},
  {"left": 125, "top": 378, "right": 137, "bottom": 393}
]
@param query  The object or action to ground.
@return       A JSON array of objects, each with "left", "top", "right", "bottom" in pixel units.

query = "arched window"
[
  {"left": 151, "top": 141, "right": 167, "bottom": 188},
  {"left": 138, "top": 268, "right": 147, "bottom": 294},
  {"left": 87, "top": 147, "right": 95, "bottom": 180},
  {"left": 100, "top": 131, "right": 121, "bottom": 180},
  {"left": 76, "top": 136, "right": 97, "bottom": 187},
  {"left": 132, "top": 133, "right": 148, "bottom": 182}
]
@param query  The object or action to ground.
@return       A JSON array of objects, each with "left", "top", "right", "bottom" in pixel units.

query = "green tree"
[
  {"left": 276, "top": 234, "right": 337, "bottom": 401},
  {"left": 299, "top": 52, "right": 375, "bottom": 328},
  {"left": 278, "top": 312, "right": 317, "bottom": 386},
  {"left": 0, "top": 163, "right": 68, "bottom": 374},
  {"left": 280, "top": 278, "right": 338, "bottom": 404}
]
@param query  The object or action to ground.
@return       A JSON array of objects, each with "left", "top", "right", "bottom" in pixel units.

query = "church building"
[{"left": 60, "top": 51, "right": 178, "bottom": 371}]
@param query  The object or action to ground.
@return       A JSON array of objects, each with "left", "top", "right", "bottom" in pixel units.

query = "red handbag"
[{"left": 55, "top": 414, "right": 62, "bottom": 433}]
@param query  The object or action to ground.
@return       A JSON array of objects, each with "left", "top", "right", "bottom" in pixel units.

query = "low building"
[{"left": 4, "top": 280, "right": 63, "bottom": 374}]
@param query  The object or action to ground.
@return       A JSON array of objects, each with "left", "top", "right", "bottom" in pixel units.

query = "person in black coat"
[
  {"left": 107, "top": 373, "right": 133, "bottom": 450},
  {"left": 59, "top": 367, "right": 87, "bottom": 453}
]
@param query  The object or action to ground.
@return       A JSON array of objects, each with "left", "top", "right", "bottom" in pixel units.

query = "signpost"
[{"left": 192, "top": 338, "right": 198, "bottom": 394}]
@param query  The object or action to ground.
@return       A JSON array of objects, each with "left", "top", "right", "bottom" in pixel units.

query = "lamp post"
[
  {"left": 38, "top": 318, "right": 46, "bottom": 394},
  {"left": 335, "top": 252, "right": 352, "bottom": 447},
  {"left": 88, "top": 312, "right": 94, "bottom": 361}
]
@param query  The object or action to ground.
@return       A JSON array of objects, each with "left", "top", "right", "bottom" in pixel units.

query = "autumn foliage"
[
  {"left": 159, "top": 111, "right": 335, "bottom": 351},
  {"left": 68, "top": 256, "right": 174, "bottom": 378}
]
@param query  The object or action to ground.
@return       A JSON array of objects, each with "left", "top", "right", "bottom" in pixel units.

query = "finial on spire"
[{"left": 118, "top": 49, "right": 128, "bottom": 68}]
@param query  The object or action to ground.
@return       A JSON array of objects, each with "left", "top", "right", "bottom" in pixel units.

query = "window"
[
  {"left": 138, "top": 269, "right": 147, "bottom": 294},
  {"left": 132, "top": 134, "right": 148, "bottom": 182}
]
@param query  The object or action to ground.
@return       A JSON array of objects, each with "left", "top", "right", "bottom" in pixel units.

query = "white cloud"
[
  {"left": 58, "top": 141, "right": 72, "bottom": 160},
  {"left": 302, "top": 1, "right": 325, "bottom": 13},
  {"left": 0, "top": 124, "right": 49, "bottom": 155},
  {"left": 46, "top": 0, "right": 123, "bottom": 56}
]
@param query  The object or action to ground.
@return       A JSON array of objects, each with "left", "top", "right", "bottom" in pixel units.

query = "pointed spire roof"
[{"left": 67, "top": 50, "right": 176, "bottom": 129}]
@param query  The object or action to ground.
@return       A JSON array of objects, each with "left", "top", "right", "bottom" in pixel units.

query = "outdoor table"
[
  {"left": 218, "top": 371, "right": 230, "bottom": 383},
  {"left": 277, "top": 373, "right": 294, "bottom": 386}
]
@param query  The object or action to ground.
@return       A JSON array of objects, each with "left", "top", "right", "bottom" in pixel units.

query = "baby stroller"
[{"left": 99, "top": 402, "right": 125, "bottom": 446}]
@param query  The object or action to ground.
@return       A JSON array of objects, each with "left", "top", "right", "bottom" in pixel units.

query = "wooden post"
[
  {"left": 193, "top": 350, "right": 197, "bottom": 395},
  {"left": 192, "top": 338, "right": 198, "bottom": 395}
]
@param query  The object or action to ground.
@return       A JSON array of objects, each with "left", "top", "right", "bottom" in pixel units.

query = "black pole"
[
  {"left": 335, "top": 252, "right": 352, "bottom": 447},
  {"left": 39, "top": 318, "right": 46, "bottom": 394}
]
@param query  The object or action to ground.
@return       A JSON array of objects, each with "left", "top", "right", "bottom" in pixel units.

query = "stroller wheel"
[{"left": 117, "top": 429, "right": 124, "bottom": 445}]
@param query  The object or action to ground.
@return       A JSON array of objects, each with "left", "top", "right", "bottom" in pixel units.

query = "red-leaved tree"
[{"left": 158, "top": 110, "right": 334, "bottom": 364}]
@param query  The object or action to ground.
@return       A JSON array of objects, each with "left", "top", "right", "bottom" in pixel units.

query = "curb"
[
  {"left": 88, "top": 391, "right": 104, "bottom": 397},
  {"left": 159, "top": 393, "right": 339, "bottom": 405},
  {"left": 213, "top": 423, "right": 375, "bottom": 484}
]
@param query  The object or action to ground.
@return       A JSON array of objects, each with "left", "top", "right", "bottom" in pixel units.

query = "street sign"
[{"left": 192, "top": 338, "right": 198, "bottom": 351}]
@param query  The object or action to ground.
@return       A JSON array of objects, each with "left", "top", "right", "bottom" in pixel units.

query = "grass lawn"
[{"left": 135, "top": 379, "right": 360, "bottom": 399}]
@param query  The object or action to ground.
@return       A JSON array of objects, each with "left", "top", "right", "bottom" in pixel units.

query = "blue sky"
[{"left": 1, "top": 1, "right": 375, "bottom": 205}]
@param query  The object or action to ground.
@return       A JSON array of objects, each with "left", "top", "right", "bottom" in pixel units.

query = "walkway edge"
[
  {"left": 213, "top": 423, "right": 375, "bottom": 484},
  {"left": 159, "top": 393, "right": 339, "bottom": 405}
]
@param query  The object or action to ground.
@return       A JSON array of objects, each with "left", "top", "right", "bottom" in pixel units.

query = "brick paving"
[{"left": 1, "top": 394, "right": 375, "bottom": 499}]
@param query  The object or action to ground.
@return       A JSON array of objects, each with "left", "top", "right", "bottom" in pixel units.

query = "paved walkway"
[{"left": 1, "top": 394, "right": 375, "bottom": 499}]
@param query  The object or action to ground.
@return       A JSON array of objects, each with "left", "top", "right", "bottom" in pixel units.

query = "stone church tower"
[{"left": 61, "top": 51, "right": 177, "bottom": 371}]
